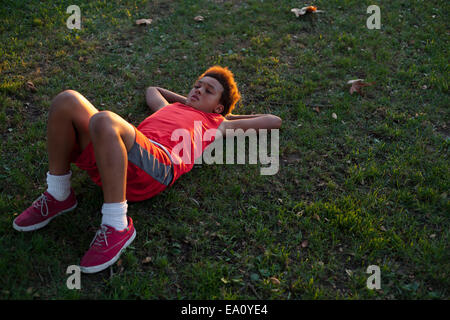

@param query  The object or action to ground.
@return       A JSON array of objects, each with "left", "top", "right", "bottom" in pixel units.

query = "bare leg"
[
  {"left": 13, "top": 90, "right": 100, "bottom": 231},
  {"left": 48, "top": 90, "right": 135, "bottom": 203},
  {"left": 47, "top": 90, "right": 98, "bottom": 175},
  {"left": 88, "top": 111, "right": 136, "bottom": 203},
  {"left": 79, "top": 113, "right": 137, "bottom": 272}
]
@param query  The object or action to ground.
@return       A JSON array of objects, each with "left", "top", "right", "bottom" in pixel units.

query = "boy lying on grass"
[{"left": 13, "top": 66, "right": 282, "bottom": 273}]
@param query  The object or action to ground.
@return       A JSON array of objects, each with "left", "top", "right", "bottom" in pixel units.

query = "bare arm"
[
  {"left": 145, "top": 86, "right": 187, "bottom": 113},
  {"left": 218, "top": 114, "right": 282, "bottom": 137},
  {"left": 225, "top": 113, "right": 268, "bottom": 120}
]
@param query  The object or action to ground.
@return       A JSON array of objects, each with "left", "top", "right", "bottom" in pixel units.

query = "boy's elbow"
[
  {"left": 146, "top": 86, "right": 163, "bottom": 94},
  {"left": 272, "top": 115, "right": 282, "bottom": 129}
]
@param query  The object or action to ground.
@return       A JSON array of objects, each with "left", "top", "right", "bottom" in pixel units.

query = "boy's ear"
[{"left": 214, "top": 104, "right": 224, "bottom": 114}]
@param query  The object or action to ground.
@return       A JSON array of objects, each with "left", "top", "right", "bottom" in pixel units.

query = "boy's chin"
[{"left": 186, "top": 99, "right": 198, "bottom": 107}]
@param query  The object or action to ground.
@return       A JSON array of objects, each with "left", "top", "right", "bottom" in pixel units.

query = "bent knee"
[
  {"left": 49, "top": 90, "right": 82, "bottom": 113},
  {"left": 89, "top": 111, "right": 116, "bottom": 136},
  {"left": 51, "top": 90, "right": 80, "bottom": 105}
]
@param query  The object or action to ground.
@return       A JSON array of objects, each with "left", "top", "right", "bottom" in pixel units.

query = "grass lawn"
[{"left": 0, "top": 0, "right": 448, "bottom": 299}]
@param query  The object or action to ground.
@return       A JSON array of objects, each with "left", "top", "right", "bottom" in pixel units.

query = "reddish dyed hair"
[{"left": 197, "top": 66, "right": 241, "bottom": 116}]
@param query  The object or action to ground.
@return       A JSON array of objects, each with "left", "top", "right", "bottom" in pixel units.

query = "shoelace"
[
  {"left": 90, "top": 225, "right": 112, "bottom": 248},
  {"left": 33, "top": 194, "right": 49, "bottom": 217}
]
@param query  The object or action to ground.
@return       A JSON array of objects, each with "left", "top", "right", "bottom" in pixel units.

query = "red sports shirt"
[{"left": 137, "top": 102, "right": 225, "bottom": 185}]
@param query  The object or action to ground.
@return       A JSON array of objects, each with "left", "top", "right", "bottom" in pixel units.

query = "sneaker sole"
[
  {"left": 79, "top": 228, "right": 136, "bottom": 274},
  {"left": 12, "top": 201, "right": 78, "bottom": 232}
]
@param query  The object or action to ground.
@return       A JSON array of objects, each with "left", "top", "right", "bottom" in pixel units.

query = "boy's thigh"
[{"left": 73, "top": 128, "right": 173, "bottom": 202}]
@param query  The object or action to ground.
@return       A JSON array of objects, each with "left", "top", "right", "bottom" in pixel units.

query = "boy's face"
[{"left": 186, "top": 76, "right": 224, "bottom": 114}]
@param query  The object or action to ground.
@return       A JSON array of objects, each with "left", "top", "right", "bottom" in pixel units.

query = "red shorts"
[{"left": 73, "top": 127, "right": 174, "bottom": 202}]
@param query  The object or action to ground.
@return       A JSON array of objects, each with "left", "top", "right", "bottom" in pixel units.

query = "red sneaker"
[
  {"left": 13, "top": 190, "right": 77, "bottom": 232},
  {"left": 79, "top": 217, "right": 136, "bottom": 273}
]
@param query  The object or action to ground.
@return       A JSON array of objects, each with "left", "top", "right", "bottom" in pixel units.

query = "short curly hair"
[{"left": 197, "top": 66, "right": 241, "bottom": 116}]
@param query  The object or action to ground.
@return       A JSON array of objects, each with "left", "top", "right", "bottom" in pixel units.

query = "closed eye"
[{"left": 194, "top": 84, "right": 212, "bottom": 94}]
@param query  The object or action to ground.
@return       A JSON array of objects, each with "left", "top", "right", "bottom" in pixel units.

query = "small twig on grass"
[
  {"left": 37, "top": 271, "right": 45, "bottom": 283},
  {"left": 247, "top": 283, "right": 261, "bottom": 299},
  {"left": 47, "top": 266, "right": 54, "bottom": 283}
]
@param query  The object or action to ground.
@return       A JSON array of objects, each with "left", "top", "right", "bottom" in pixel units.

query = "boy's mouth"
[{"left": 191, "top": 94, "right": 199, "bottom": 101}]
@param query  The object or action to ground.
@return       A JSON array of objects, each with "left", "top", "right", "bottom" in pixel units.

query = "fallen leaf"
[
  {"left": 269, "top": 277, "right": 281, "bottom": 285},
  {"left": 332, "top": 112, "right": 337, "bottom": 119},
  {"left": 194, "top": 15, "right": 204, "bottom": 22},
  {"left": 189, "top": 197, "right": 200, "bottom": 206},
  {"left": 135, "top": 18, "right": 152, "bottom": 25},
  {"left": 291, "top": 6, "right": 324, "bottom": 17},
  {"left": 26, "top": 81, "right": 37, "bottom": 92},
  {"left": 347, "top": 79, "right": 375, "bottom": 95},
  {"left": 314, "top": 106, "right": 320, "bottom": 113},
  {"left": 301, "top": 240, "right": 309, "bottom": 248},
  {"left": 345, "top": 269, "right": 353, "bottom": 277},
  {"left": 290, "top": 8, "right": 308, "bottom": 17},
  {"left": 142, "top": 256, "right": 152, "bottom": 264}
]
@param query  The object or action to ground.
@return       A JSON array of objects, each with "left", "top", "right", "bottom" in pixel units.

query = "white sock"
[
  {"left": 101, "top": 201, "right": 128, "bottom": 231},
  {"left": 46, "top": 171, "right": 72, "bottom": 201}
]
